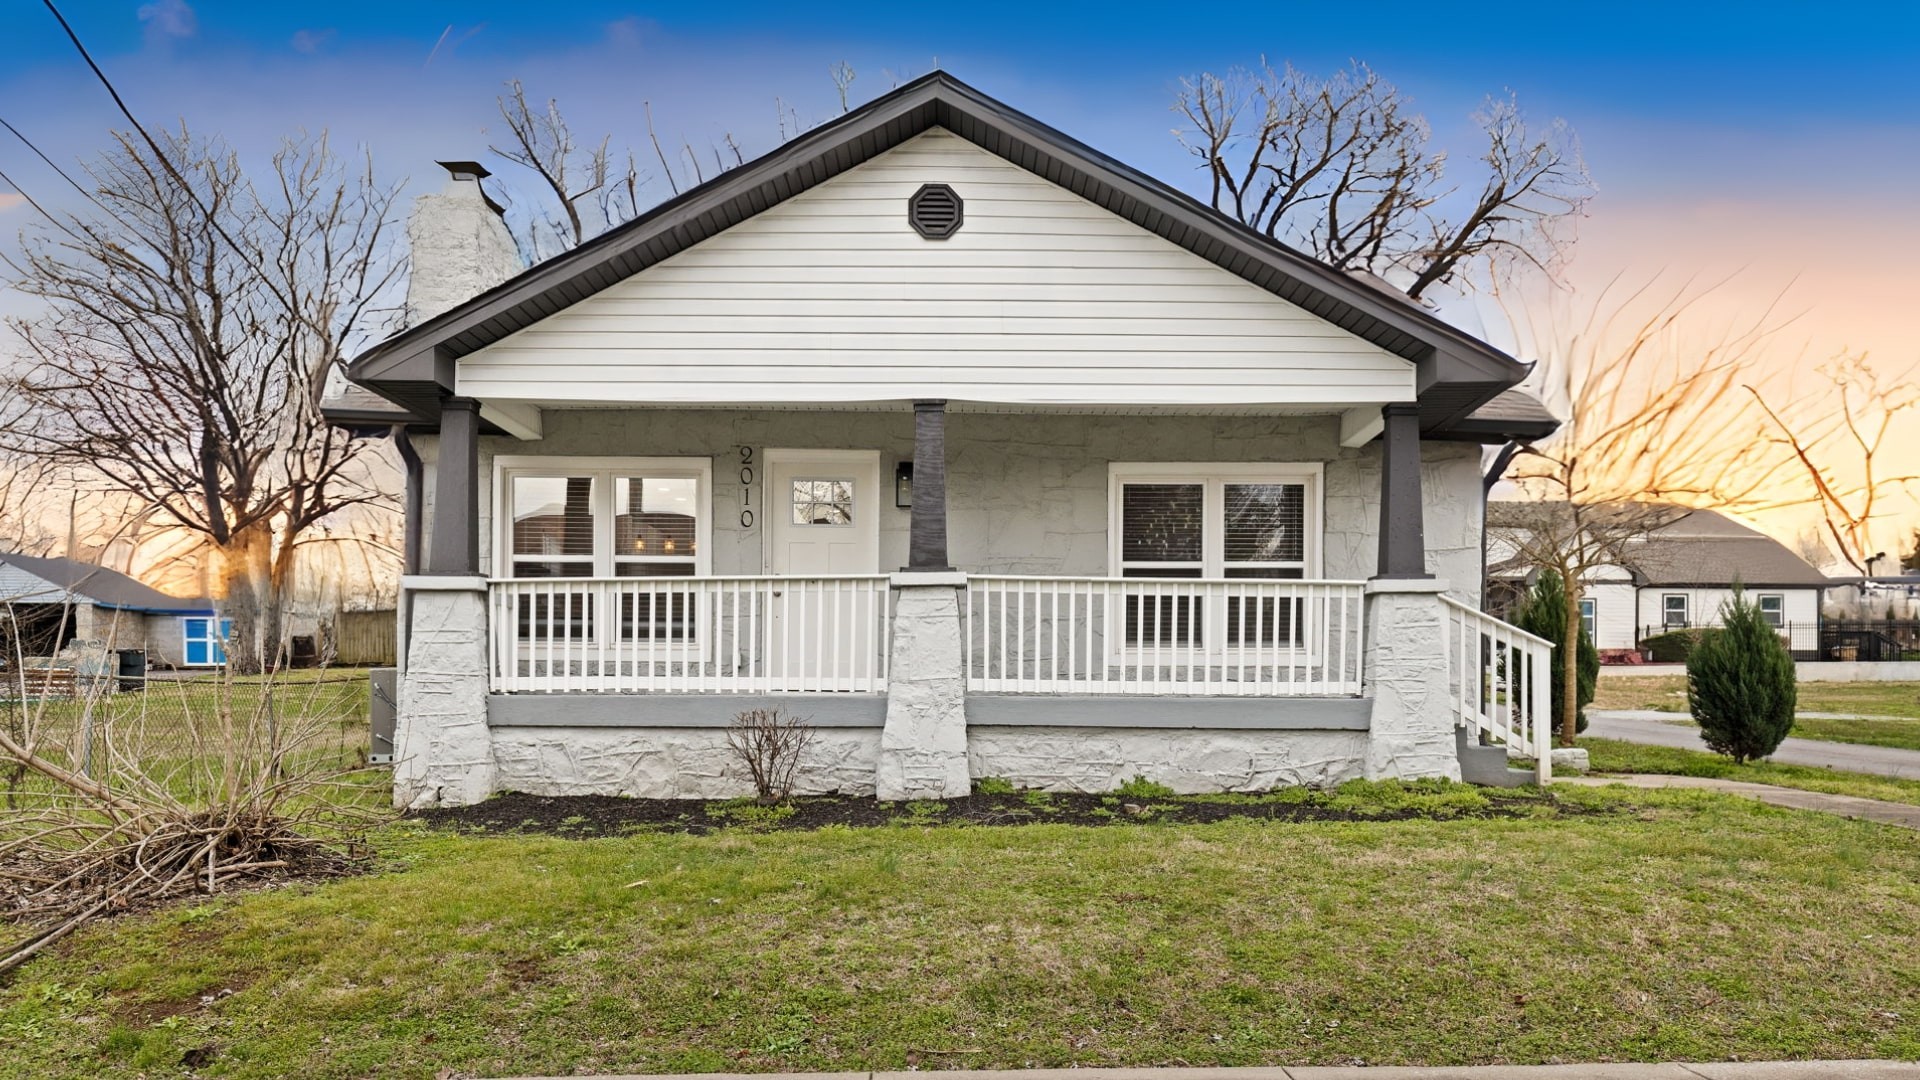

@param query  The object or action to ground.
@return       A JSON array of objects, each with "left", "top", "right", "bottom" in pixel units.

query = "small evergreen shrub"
[
  {"left": 1507, "top": 571, "right": 1599, "bottom": 736},
  {"left": 1687, "top": 589, "right": 1797, "bottom": 763},
  {"left": 1638, "top": 628, "right": 1720, "bottom": 663}
]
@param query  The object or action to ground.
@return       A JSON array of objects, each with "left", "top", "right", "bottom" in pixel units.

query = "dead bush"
[
  {"left": 723, "top": 707, "right": 816, "bottom": 802},
  {"left": 0, "top": 650, "right": 383, "bottom": 975}
]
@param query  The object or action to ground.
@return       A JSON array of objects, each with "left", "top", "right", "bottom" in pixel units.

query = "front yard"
[
  {"left": 2, "top": 782, "right": 1917, "bottom": 1079},
  {"left": 1593, "top": 675, "right": 1920, "bottom": 751}
]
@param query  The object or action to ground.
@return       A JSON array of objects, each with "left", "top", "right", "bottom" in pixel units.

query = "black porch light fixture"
[{"left": 895, "top": 461, "right": 914, "bottom": 508}]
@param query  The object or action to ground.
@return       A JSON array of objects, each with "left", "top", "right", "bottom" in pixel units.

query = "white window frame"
[
  {"left": 1106, "top": 462, "right": 1324, "bottom": 580},
  {"left": 1663, "top": 593, "right": 1689, "bottom": 628},
  {"left": 492, "top": 456, "right": 713, "bottom": 580},
  {"left": 1757, "top": 593, "right": 1785, "bottom": 628},
  {"left": 1578, "top": 597, "right": 1596, "bottom": 644},
  {"left": 1106, "top": 462, "right": 1325, "bottom": 660},
  {"left": 492, "top": 456, "right": 714, "bottom": 652}
]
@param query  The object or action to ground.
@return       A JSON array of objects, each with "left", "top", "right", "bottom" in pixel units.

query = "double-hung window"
[
  {"left": 1110, "top": 464, "right": 1320, "bottom": 650},
  {"left": 1758, "top": 594, "right": 1785, "bottom": 629},
  {"left": 496, "top": 457, "right": 710, "bottom": 643},
  {"left": 1662, "top": 594, "right": 1689, "bottom": 629},
  {"left": 1578, "top": 597, "right": 1596, "bottom": 644}
]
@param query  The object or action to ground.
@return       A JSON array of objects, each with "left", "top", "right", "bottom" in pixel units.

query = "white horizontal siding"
[
  {"left": 457, "top": 129, "right": 1416, "bottom": 408},
  {"left": 1635, "top": 587, "right": 1822, "bottom": 635}
]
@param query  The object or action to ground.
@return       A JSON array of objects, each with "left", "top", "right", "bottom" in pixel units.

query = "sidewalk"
[
  {"left": 501, "top": 1062, "right": 1920, "bottom": 1079},
  {"left": 1561, "top": 774, "right": 1920, "bottom": 830},
  {"left": 1586, "top": 711, "right": 1920, "bottom": 779}
]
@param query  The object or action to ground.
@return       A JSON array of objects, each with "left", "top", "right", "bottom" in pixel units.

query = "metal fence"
[
  {"left": 1638, "top": 620, "right": 1920, "bottom": 663},
  {"left": 0, "top": 668, "right": 374, "bottom": 806}
]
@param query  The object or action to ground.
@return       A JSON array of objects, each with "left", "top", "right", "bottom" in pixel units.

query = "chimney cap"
[{"left": 436, "top": 160, "right": 493, "bottom": 181}]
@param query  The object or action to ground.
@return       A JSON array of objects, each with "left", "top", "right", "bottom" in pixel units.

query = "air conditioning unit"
[{"left": 369, "top": 667, "right": 397, "bottom": 765}]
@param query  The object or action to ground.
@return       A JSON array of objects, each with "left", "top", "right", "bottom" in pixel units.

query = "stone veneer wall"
[
  {"left": 965, "top": 727, "right": 1368, "bottom": 793},
  {"left": 491, "top": 728, "right": 884, "bottom": 799}
]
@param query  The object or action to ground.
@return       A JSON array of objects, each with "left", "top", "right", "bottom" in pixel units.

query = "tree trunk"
[
  {"left": 213, "top": 524, "right": 274, "bottom": 676},
  {"left": 1561, "top": 589, "right": 1582, "bottom": 745}
]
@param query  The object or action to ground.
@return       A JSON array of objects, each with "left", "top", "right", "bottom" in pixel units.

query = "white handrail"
[
  {"left": 964, "top": 576, "right": 1366, "bottom": 696},
  {"left": 1439, "top": 595, "right": 1554, "bottom": 784},
  {"left": 489, "top": 575, "right": 891, "bottom": 694}
]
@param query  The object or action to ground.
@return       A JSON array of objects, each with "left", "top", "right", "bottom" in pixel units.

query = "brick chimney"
[{"left": 405, "top": 161, "right": 521, "bottom": 325}]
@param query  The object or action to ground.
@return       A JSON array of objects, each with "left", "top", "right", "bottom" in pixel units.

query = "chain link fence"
[{"left": 1, "top": 667, "right": 374, "bottom": 808}]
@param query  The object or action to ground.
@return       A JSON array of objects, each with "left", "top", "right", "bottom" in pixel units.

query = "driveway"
[{"left": 1588, "top": 710, "right": 1920, "bottom": 779}]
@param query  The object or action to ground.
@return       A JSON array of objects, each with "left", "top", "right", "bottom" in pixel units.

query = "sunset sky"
[{"left": 2, "top": 1, "right": 1917, "bottom": 563}]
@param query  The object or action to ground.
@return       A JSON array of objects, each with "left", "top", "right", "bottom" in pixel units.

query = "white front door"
[{"left": 764, "top": 450, "right": 883, "bottom": 689}]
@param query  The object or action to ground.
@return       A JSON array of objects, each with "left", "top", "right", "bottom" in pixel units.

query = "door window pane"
[
  {"left": 790, "top": 479, "right": 854, "bottom": 526},
  {"left": 1121, "top": 484, "right": 1203, "bottom": 563}
]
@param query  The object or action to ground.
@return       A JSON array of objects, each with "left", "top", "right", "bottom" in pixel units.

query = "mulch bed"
[{"left": 411, "top": 787, "right": 1593, "bottom": 838}]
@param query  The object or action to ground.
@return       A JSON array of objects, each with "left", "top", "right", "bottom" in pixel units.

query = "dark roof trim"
[{"left": 350, "top": 72, "right": 1530, "bottom": 428}]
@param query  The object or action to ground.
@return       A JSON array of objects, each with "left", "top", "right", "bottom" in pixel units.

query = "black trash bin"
[{"left": 115, "top": 649, "right": 146, "bottom": 693}]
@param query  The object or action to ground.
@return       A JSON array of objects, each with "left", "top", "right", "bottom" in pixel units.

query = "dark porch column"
[
  {"left": 907, "top": 399, "right": 952, "bottom": 571},
  {"left": 1376, "top": 402, "right": 1430, "bottom": 579},
  {"left": 426, "top": 396, "right": 481, "bottom": 575}
]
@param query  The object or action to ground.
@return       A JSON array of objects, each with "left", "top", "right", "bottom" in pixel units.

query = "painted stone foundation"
[
  {"left": 490, "top": 727, "right": 883, "bottom": 799},
  {"left": 966, "top": 727, "right": 1368, "bottom": 793},
  {"left": 1361, "top": 580, "right": 1462, "bottom": 782}
]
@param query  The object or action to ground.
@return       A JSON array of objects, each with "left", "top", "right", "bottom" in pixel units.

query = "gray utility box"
[{"left": 369, "top": 667, "right": 397, "bottom": 765}]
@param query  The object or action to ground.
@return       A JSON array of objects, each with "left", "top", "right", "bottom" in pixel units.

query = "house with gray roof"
[
  {"left": 1487, "top": 505, "right": 1831, "bottom": 658},
  {"left": 332, "top": 73, "right": 1569, "bottom": 806},
  {"left": 0, "top": 552, "right": 222, "bottom": 669}
]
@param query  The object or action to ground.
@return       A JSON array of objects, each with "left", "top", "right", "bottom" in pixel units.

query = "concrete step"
[{"left": 1456, "top": 726, "right": 1534, "bottom": 787}]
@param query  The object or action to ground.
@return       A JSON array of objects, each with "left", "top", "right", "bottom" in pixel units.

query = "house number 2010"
[{"left": 737, "top": 446, "right": 756, "bottom": 528}]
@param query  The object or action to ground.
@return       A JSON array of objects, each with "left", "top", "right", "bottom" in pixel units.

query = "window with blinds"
[
  {"left": 1112, "top": 466, "right": 1320, "bottom": 648},
  {"left": 498, "top": 458, "right": 711, "bottom": 642}
]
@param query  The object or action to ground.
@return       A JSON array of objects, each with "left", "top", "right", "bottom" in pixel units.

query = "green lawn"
[
  {"left": 1579, "top": 736, "right": 1920, "bottom": 805},
  {"left": 1591, "top": 676, "right": 1920, "bottom": 751},
  {"left": 3, "top": 784, "right": 1918, "bottom": 1078}
]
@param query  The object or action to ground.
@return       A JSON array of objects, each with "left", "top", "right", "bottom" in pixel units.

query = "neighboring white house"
[
  {"left": 0, "top": 552, "right": 222, "bottom": 669},
  {"left": 1487, "top": 505, "right": 1831, "bottom": 658},
  {"left": 330, "top": 73, "right": 1566, "bottom": 807}
]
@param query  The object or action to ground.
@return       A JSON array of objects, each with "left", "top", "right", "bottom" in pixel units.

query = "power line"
[{"left": 0, "top": 115, "right": 99, "bottom": 206}]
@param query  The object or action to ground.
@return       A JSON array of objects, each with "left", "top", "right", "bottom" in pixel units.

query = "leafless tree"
[
  {"left": 489, "top": 80, "right": 644, "bottom": 258},
  {"left": 1173, "top": 60, "right": 1593, "bottom": 300},
  {"left": 1487, "top": 275, "right": 1791, "bottom": 741},
  {"left": 1743, "top": 353, "right": 1920, "bottom": 575},
  {"left": 0, "top": 125, "right": 404, "bottom": 673}
]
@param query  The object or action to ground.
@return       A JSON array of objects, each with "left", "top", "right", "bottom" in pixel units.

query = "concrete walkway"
[
  {"left": 1562, "top": 774, "right": 1920, "bottom": 830},
  {"left": 1587, "top": 710, "right": 1920, "bottom": 779},
  {"left": 503, "top": 1062, "right": 1920, "bottom": 1079}
]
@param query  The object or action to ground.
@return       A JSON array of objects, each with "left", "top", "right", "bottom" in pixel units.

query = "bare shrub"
[
  {"left": 0, "top": 652, "right": 383, "bottom": 974},
  {"left": 723, "top": 708, "right": 816, "bottom": 803}
]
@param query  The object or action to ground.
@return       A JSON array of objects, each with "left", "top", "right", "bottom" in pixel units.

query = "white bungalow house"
[
  {"left": 1486, "top": 504, "right": 1832, "bottom": 660},
  {"left": 330, "top": 74, "right": 1563, "bottom": 807}
]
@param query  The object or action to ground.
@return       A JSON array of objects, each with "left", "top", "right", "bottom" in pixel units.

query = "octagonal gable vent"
[{"left": 908, "top": 183, "right": 963, "bottom": 239}]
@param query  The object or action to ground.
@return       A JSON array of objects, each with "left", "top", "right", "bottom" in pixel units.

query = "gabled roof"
[
  {"left": 347, "top": 71, "right": 1539, "bottom": 438},
  {"left": 1485, "top": 504, "right": 1831, "bottom": 589},
  {"left": 0, "top": 553, "right": 214, "bottom": 613}
]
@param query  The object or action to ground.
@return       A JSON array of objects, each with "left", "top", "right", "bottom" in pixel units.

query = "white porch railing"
[
  {"left": 1440, "top": 595, "right": 1554, "bottom": 784},
  {"left": 489, "top": 576, "right": 891, "bottom": 693},
  {"left": 964, "top": 576, "right": 1366, "bottom": 695}
]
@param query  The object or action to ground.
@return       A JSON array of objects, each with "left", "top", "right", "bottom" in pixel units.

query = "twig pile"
[{"left": 0, "top": 666, "right": 382, "bottom": 976}]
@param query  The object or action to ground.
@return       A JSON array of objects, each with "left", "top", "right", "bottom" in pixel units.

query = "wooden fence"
[{"left": 331, "top": 610, "right": 396, "bottom": 667}]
